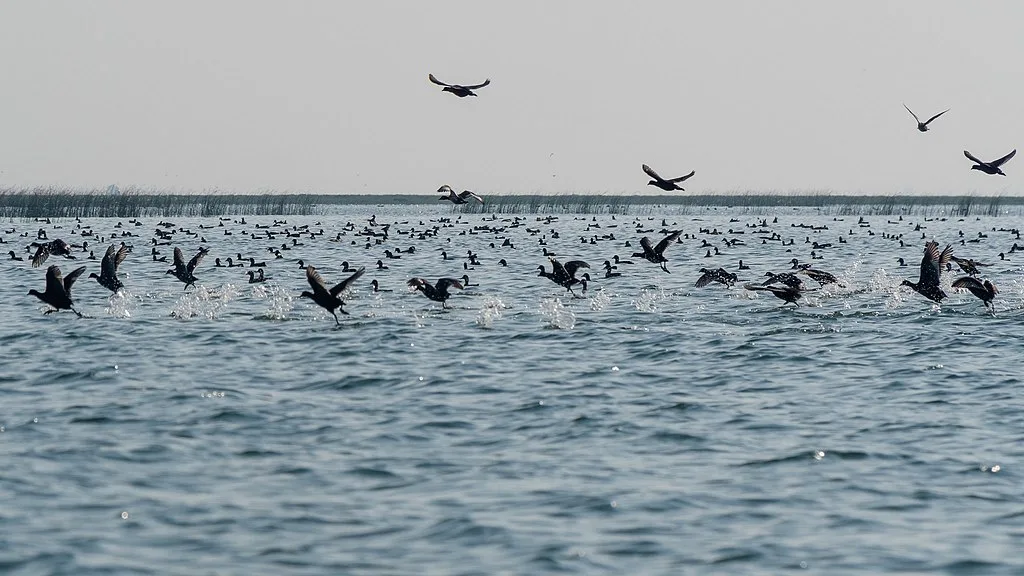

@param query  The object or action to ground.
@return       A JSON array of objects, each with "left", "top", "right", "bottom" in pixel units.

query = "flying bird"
[
  {"left": 407, "top": 277, "right": 464, "bottom": 308},
  {"left": 901, "top": 240, "right": 953, "bottom": 303},
  {"left": 300, "top": 265, "right": 365, "bottom": 324},
  {"left": 743, "top": 283, "right": 803, "bottom": 306},
  {"left": 545, "top": 257, "right": 590, "bottom": 295},
  {"left": 428, "top": 74, "right": 491, "bottom": 98},
  {"left": 632, "top": 230, "right": 683, "bottom": 272},
  {"left": 30, "top": 239, "right": 74, "bottom": 267},
  {"left": 166, "top": 246, "right": 209, "bottom": 290},
  {"left": 951, "top": 277, "right": 998, "bottom": 311},
  {"left": 964, "top": 149, "right": 1016, "bottom": 176},
  {"left": 695, "top": 267, "right": 737, "bottom": 288},
  {"left": 28, "top": 264, "right": 87, "bottom": 316},
  {"left": 438, "top": 185, "right": 484, "bottom": 204},
  {"left": 90, "top": 243, "right": 129, "bottom": 293},
  {"left": 903, "top": 103, "right": 949, "bottom": 132},
  {"left": 642, "top": 164, "right": 695, "bottom": 191}
]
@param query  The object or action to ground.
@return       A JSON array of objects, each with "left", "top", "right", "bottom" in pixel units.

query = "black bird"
[
  {"left": 762, "top": 272, "right": 804, "bottom": 289},
  {"left": 438, "top": 185, "right": 484, "bottom": 204},
  {"left": 89, "top": 243, "right": 129, "bottom": 293},
  {"left": 799, "top": 268, "right": 839, "bottom": 286},
  {"left": 370, "top": 279, "right": 392, "bottom": 293},
  {"left": 459, "top": 274, "right": 479, "bottom": 287},
  {"left": 903, "top": 103, "right": 949, "bottom": 132},
  {"left": 965, "top": 149, "right": 1016, "bottom": 176},
  {"left": 300, "top": 265, "right": 365, "bottom": 324},
  {"left": 695, "top": 267, "right": 737, "bottom": 288},
  {"left": 8, "top": 250, "right": 23, "bottom": 261},
  {"left": 545, "top": 257, "right": 590, "bottom": 295},
  {"left": 632, "top": 230, "right": 683, "bottom": 272},
  {"left": 744, "top": 283, "right": 803, "bottom": 306},
  {"left": 901, "top": 241, "right": 953, "bottom": 303},
  {"left": 166, "top": 247, "right": 209, "bottom": 290},
  {"left": 28, "top": 264, "right": 87, "bottom": 316},
  {"left": 642, "top": 164, "right": 695, "bottom": 192},
  {"left": 950, "top": 256, "right": 990, "bottom": 277},
  {"left": 951, "top": 277, "right": 998, "bottom": 311},
  {"left": 428, "top": 73, "right": 490, "bottom": 97},
  {"left": 407, "top": 277, "right": 464, "bottom": 308},
  {"left": 31, "top": 239, "right": 73, "bottom": 267}
]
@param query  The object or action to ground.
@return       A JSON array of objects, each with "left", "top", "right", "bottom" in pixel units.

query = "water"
[{"left": 2, "top": 207, "right": 1023, "bottom": 574}]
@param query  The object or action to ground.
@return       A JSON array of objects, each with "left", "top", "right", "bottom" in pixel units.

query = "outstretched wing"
[
  {"left": 548, "top": 257, "right": 568, "bottom": 281},
  {"left": 695, "top": 271, "right": 713, "bottom": 288},
  {"left": 458, "top": 190, "right": 484, "bottom": 203},
  {"left": 992, "top": 149, "right": 1016, "bottom": 168},
  {"left": 428, "top": 73, "right": 451, "bottom": 87},
  {"left": 45, "top": 265, "right": 64, "bottom": 295},
  {"left": 667, "top": 170, "right": 695, "bottom": 184},
  {"left": 63, "top": 265, "right": 87, "bottom": 293},
  {"left": 463, "top": 78, "right": 490, "bottom": 90},
  {"left": 186, "top": 248, "right": 208, "bottom": 274},
  {"left": 101, "top": 244, "right": 117, "bottom": 277},
  {"left": 964, "top": 150, "right": 985, "bottom": 166},
  {"left": 173, "top": 247, "right": 186, "bottom": 271},
  {"left": 903, "top": 103, "right": 920, "bottom": 124},
  {"left": 306, "top": 265, "right": 329, "bottom": 291},
  {"left": 31, "top": 244, "right": 51, "bottom": 267},
  {"left": 330, "top": 267, "right": 365, "bottom": 297},
  {"left": 435, "top": 278, "right": 464, "bottom": 291},
  {"left": 951, "top": 276, "right": 983, "bottom": 291},
  {"left": 114, "top": 244, "right": 130, "bottom": 268},
  {"left": 563, "top": 260, "right": 590, "bottom": 278},
  {"left": 642, "top": 164, "right": 663, "bottom": 181},
  {"left": 654, "top": 230, "right": 683, "bottom": 255},
  {"left": 924, "top": 108, "right": 949, "bottom": 125},
  {"left": 919, "top": 241, "right": 945, "bottom": 287}
]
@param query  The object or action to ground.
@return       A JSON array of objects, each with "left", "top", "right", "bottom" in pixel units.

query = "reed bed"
[{"left": 1, "top": 188, "right": 1022, "bottom": 218}]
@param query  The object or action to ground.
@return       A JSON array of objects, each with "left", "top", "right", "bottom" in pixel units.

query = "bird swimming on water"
[
  {"left": 903, "top": 103, "right": 949, "bottom": 132},
  {"left": 300, "top": 265, "right": 365, "bottom": 324},
  {"left": 632, "top": 230, "right": 683, "bottom": 273},
  {"left": 428, "top": 73, "right": 491, "bottom": 97},
  {"left": 901, "top": 240, "right": 953, "bottom": 303},
  {"left": 642, "top": 164, "right": 695, "bottom": 192},
  {"left": 29, "top": 264, "right": 87, "bottom": 317},
  {"left": 964, "top": 149, "right": 1016, "bottom": 176},
  {"left": 407, "top": 277, "right": 464, "bottom": 308},
  {"left": 89, "top": 243, "right": 129, "bottom": 293},
  {"left": 438, "top": 185, "right": 484, "bottom": 204}
]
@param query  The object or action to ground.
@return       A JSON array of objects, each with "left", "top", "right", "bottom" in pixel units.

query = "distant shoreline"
[{"left": 1, "top": 189, "right": 1021, "bottom": 218}]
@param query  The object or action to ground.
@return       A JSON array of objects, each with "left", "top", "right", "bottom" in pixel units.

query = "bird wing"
[
  {"left": 548, "top": 257, "right": 568, "bottom": 281},
  {"left": 31, "top": 244, "right": 50, "bottom": 267},
  {"left": 173, "top": 247, "right": 186, "bottom": 271},
  {"left": 951, "top": 276, "right": 983, "bottom": 291},
  {"left": 937, "top": 244, "right": 954, "bottom": 272},
  {"left": 45, "top": 265, "right": 64, "bottom": 295},
  {"left": 428, "top": 74, "right": 451, "bottom": 87},
  {"left": 63, "top": 266, "right": 87, "bottom": 293},
  {"left": 437, "top": 184, "right": 453, "bottom": 194},
  {"left": 306, "top": 265, "right": 329, "bottom": 292},
  {"left": 919, "top": 241, "right": 942, "bottom": 286},
  {"left": 667, "top": 170, "right": 695, "bottom": 184},
  {"left": 563, "top": 260, "right": 590, "bottom": 278},
  {"left": 923, "top": 108, "right": 949, "bottom": 125},
  {"left": 330, "top": 267, "right": 365, "bottom": 297},
  {"left": 407, "top": 277, "right": 428, "bottom": 290},
  {"left": 654, "top": 231, "right": 683, "bottom": 255},
  {"left": 463, "top": 78, "right": 490, "bottom": 90},
  {"left": 964, "top": 150, "right": 986, "bottom": 165},
  {"left": 100, "top": 244, "right": 117, "bottom": 278},
  {"left": 992, "top": 149, "right": 1016, "bottom": 168},
  {"left": 114, "top": 244, "right": 130, "bottom": 268},
  {"left": 642, "top": 164, "right": 663, "bottom": 181},
  {"left": 639, "top": 236, "right": 654, "bottom": 254},
  {"left": 903, "top": 103, "right": 920, "bottom": 123},
  {"left": 436, "top": 278, "right": 464, "bottom": 291},
  {"left": 186, "top": 248, "right": 208, "bottom": 274},
  {"left": 695, "top": 272, "right": 713, "bottom": 288},
  {"left": 458, "top": 190, "right": 484, "bottom": 203}
]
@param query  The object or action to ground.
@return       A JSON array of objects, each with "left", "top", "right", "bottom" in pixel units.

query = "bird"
[
  {"left": 8, "top": 250, "right": 23, "bottom": 261},
  {"left": 642, "top": 164, "right": 695, "bottom": 192},
  {"left": 695, "top": 267, "right": 737, "bottom": 288},
  {"left": 744, "top": 283, "right": 803, "bottom": 306},
  {"left": 951, "top": 277, "right": 998, "bottom": 311},
  {"left": 798, "top": 268, "right": 839, "bottom": 286},
  {"left": 543, "top": 257, "right": 590, "bottom": 295},
  {"left": 438, "top": 185, "right": 484, "bottom": 204},
  {"left": 632, "top": 230, "right": 683, "bottom": 272},
  {"left": 89, "top": 243, "right": 129, "bottom": 293},
  {"left": 459, "top": 274, "right": 479, "bottom": 287},
  {"left": 28, "top": 264, "right": 87, "bottom": 316},
  {"left": 166, "top": 247, "right": 209, "bottom": 290},
  {"left": 965, "top": 149, "right": 1016, "bottom": 176},
  {"left": 30, "top": 239, "right": 73, "bottom": 267},
  {"left": 950, "top": 256, "right": 990, "bottom": 276},
  {"left": 903, "top": 103, "right": 949, "bottom": 132},
  {"left": 300, "top": 265, "right": 365, "bottom": 324},
  {"left": 407, "top": 277, "right": 464, "bottom": 308},
  {"left": 370, "top": 279, "right": 392, "bottom": 293},
  {"left": 428, "top": 73, "right": 490, "bottom": 97},
  {"left": 901, "top": 240, "right": 953, "bottom": 303}
]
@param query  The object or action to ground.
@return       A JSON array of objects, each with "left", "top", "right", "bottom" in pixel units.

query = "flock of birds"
[{"left": 6, "top": 74, "right": 1017, "bottom": 321}]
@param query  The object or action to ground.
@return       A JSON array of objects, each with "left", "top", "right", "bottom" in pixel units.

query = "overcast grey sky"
[{"left": 0, "top": 1, "right": 1021, "bottom": 195}]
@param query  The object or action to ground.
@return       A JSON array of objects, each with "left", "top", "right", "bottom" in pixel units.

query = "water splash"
[
  {"left": 632, "top": 287, "right": 667, "bottom": 311},
  {"left": 475, "top": 296, "right": 505, "bottom": 328},
  {"left": 539, "top": 297, "right": 575, "bottom": 330},
  {"left": 170, "top": 284, "right": 241, "bottom": 320},
  {"left": 104, "top": 289, "right": 138, "bottom": 319},
  {"left": 588, "top": 288, "right": 610, "bottom": 311},
  {"left": 250, "top": 283, "right": 295, "bottom": 320}
]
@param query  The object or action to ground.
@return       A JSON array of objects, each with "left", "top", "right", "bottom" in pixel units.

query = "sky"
[{"left": 0, "top": 1, "right": 1022, "bottom": 196}]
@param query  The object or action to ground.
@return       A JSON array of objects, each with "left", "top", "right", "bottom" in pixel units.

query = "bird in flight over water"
[
  {"left": 438, "top": 185, "right": 484, "bottom": 204},
  {"left": 903, "top": 103, "right": 949, "bottom": 132},
  {"left": 428, "top": 74, "right": 491, "bottom": 97},
  {"left": 642, "top": 164, "right": 695, "bottom": 191},
  {"left": 964, "top": 149, "right": 1016, "bottom": 175}
]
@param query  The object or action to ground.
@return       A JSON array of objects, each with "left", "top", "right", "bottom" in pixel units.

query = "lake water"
[{"left": 2, "top": 206, "right": 1022, "bottom": 575}]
